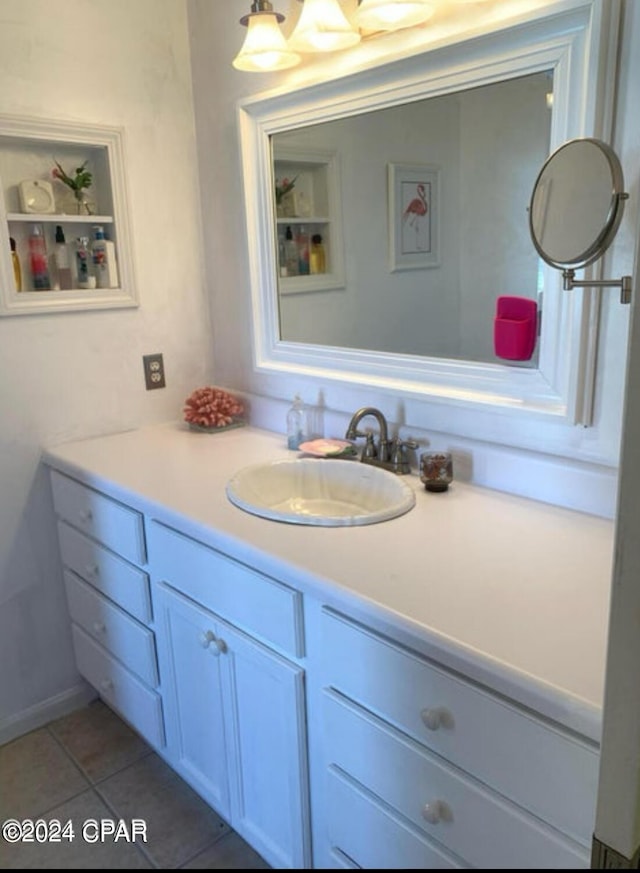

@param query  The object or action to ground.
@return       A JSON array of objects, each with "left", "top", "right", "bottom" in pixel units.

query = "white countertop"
[{"left": 44, "top": 421, "right": 614, "bottom": 742}]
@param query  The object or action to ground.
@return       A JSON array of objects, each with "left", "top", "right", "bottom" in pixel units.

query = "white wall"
[{"left": 0, "top": 0, "right": 212, "bottom": 736}]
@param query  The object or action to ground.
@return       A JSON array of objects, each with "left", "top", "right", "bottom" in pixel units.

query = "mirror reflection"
[
  {"left": 272, "top": 71, "right": 552, "bottom": 367},
  {"left": 529, "top": 138, "right": 626, "bottom": 269}
]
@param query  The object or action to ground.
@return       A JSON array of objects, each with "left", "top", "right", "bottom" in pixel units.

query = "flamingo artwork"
[{"left": 402, "top": 181, "right": 430, "bottom": 253}]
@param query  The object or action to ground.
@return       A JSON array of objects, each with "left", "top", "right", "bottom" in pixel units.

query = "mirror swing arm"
[{"left": 562, "top": 253, "right": 632, "bottom": 306}]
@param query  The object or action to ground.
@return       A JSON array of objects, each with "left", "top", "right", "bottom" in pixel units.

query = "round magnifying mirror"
[{"left": 529, "top": 138, "right": 627, "bottom": 270}]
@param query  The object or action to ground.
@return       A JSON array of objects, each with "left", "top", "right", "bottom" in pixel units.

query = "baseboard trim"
[{"left": 0, "top": 682, "right": 97, "bottom": 746}]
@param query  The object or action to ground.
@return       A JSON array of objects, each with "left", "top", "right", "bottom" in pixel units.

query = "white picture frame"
[{"left": 388, "top": 163, "right": 440, "bottom": 271}]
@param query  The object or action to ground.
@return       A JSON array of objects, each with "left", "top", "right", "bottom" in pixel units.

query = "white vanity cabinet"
[
  {"left": 44, "top": 424, "right": 613, "bottom": 871},
  {"left": 316, "top": 608, "right": 597, "bottom": 869},
  {"left": 149, "top": 521, "right": 310, "bottom": 870},
  {"left": 49, "top": 470, "right": 164, "bottom": 749}
]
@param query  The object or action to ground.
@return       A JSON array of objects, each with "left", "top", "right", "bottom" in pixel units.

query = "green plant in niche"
[
  {"left": 52, "top": 159, "right": 94, "bottom": 214},
  {"left": 275, "top": 175, "right": 297, "bottom": 205}
]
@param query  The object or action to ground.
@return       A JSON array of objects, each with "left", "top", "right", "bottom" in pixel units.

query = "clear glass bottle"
[
  {"left": 286, "top": 395, "right": 308, "bottom": 450},
  {"left": 53, "top": 225, "right": 73, "bottom": 290}
]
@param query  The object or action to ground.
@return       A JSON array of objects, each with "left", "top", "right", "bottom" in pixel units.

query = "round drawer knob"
[
  {"left": 79, "top": 509, "right": 93, "bottom": 523},
  {"left": 200, "top": 630, "right": 216, "bottom": 649},
  {"left": 213, "top": 637, "right": 227, "bottom": 656},
  {"left": 85, "top": 564, "right": 99, "bottom": 578},
  {"left": 422, "top": 800, "right": 443, "bottom": 825},
  {"left": 421, "top": 707, "right": 444, "bottom": 730},
  {"left": 92, "top": 621, "right": 106, "bottom": 635},
  {"left": 100, "top": 679, "right": 114, "bottom": 693}
]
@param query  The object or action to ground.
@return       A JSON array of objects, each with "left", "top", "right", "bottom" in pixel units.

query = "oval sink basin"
[{"left": 226, "top": 458, "right": 416, "bottom": 526}]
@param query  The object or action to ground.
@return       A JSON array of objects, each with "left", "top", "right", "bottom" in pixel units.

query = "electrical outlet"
[{"left": 143, "top": 353, "right": 166, "bottom": 390}]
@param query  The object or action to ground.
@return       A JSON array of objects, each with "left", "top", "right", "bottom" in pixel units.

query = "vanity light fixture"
[
  {"left": 289, "top": 0, "right": 361, "bottom": 53},
  {"left": 232, "top": 0, "right": 301, "bottom": 72},
  {"left": 355, "top": 0, "right": 435, "bottom": 32},
  {"left": 233, "top": 0, "right": 501, "bottom": 72}
]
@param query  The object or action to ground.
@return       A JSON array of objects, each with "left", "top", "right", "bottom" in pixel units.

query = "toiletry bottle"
[
  {"left": 9, "top": 237, "right": 22, "bottom": 292},
  {"left": 297, "top": 226, "right": 310, "bottom": 275},
  {"left": 92, "top": 225, "right": 119, "bottom": 289},
  {"left": 278, "top": 232, "right": 288, "bottom": 277},
  {"left": 286, "top": 395, "right": 308, "bottom": 450},
  {"left": 53, "top": 225, "right": 73, "bottom": 290},
  {"left": 310, "top": 233, "right": 326, "bottom": 274},
  {"left": 75, "top": 237, "right": 94, "bottom": 289},
  {"left": 28, "top": 224, "right": 51, "bottom": 291},
  {"left": 284, "top": 226, "right": 299, "bottom": 276}
]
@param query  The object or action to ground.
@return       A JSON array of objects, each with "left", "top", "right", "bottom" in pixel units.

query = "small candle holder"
[{"left": 420, "top": 452, "right": 453, "bottom": 492}]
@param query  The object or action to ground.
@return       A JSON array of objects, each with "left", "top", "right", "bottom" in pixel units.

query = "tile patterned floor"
[{"left": 0, "top": 700, "right": 270, "bottom": 869}]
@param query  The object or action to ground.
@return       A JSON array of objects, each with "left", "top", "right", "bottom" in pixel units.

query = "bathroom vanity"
[{"left": 43, "top": 422, "right": 613, "bottom": 869}]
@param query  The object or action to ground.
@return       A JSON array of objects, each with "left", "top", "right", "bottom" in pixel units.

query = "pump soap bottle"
[{"left": 286, "top": 395, "right": 308, "bottom": 450}]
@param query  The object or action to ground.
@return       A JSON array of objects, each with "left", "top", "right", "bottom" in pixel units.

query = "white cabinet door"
[
  {"left": 154, "top": 584, "right": 230, "bottom": 820},
  {"left": 155, "top": 582, "right": 310, "bottom": 869},
  {"left": 220, "top": 618, "right": 309, "bottom": 869}
]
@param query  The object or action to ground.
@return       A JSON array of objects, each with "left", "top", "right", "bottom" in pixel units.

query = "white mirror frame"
[{"left": 238, "top": 1, "right": 619, "bottom": 426}]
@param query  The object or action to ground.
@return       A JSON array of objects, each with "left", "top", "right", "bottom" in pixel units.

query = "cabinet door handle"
[
  {"left": 200, "top": 630, "right": 216, "bottom": 648},
  {"left": 421, "top": 707, "right": 445, "bottom": 730},
  {"left": 100, "top": 679, "right": 114, "bottom": 694},
  {"left": 79, "top": 509, "right": 93, "bottom": 523},
  {"left": 92, "top": 621, "right": 106, "bottom": 635},
  {"left": 85, "top": 564, "right": 99, "bottom": 578}
]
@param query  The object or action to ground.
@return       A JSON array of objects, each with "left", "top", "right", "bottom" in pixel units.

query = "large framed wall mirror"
[{"left": 238, "top": 0, "right": 621, "bottom": 426}]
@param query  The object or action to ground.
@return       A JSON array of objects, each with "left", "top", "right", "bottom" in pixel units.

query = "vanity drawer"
[
  {"left": 326, "top": 766, "right": 464, "bottom": 870},
  {"left": 58, "top": 522, "right": 152, "bottom": 624},
  {"left": 71, "top": 624, "right": 164, "bottom": 749},
  {"left": 51, "top": 470, "right": 146, "bottom": 565},
  {"left": 325, "top": 691, "right": 588, "bottom": 869},
  {"left": 322, "top": 609, "right": 598, "bottom": 846},
  {"left": 149, "top": 522, "right": 304, "bottom": 657},
  {"left": 64, "top": 570, "right": 158, "bottom": 687}
]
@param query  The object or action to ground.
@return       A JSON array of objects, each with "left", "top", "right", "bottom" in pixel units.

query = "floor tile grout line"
[
  {"left": 6, "top": 710, "right": 263, "bottom": 869},
  {"left": 176, "top": 829, "right": 237, "bottom": 870},
  {"left": 92, "top": 780, "right": 161, "bottom": 870},
  {"left": 41, "top": 722, "right": 160, "bottom": 868},
  {"left": 46, "top": 720, "right": 155, "bottom": 788}
]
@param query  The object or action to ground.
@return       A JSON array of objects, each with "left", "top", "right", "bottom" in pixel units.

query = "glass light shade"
[
  {"left": 289, "top": 0, "right": 361, "bottom": 53},
  {"left": 356, "top": 0, "right": 435, "bottom": 31},
  {"left": 233, "top": 13, "right": 301, "bottom": 71}
]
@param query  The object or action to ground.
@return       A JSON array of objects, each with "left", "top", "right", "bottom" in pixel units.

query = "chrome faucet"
[{"left": 345, "top": 407, "right": 417, "bottom": 474}]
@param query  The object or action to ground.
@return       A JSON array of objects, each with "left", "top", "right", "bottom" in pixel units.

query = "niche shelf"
[
  {"left": 0, "top": 115, "right": 138, "bottom": 316},
  {"left": 273, "top": 147, "right": 345, "bottom": 295}
]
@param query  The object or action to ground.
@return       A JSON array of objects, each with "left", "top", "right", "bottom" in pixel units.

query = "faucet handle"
[
  {"left": 390, "top": 436, "right": 419, "bottom": 473},
  {"left": 362, "top": 432, "right": 377, "bottom": 459}
]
